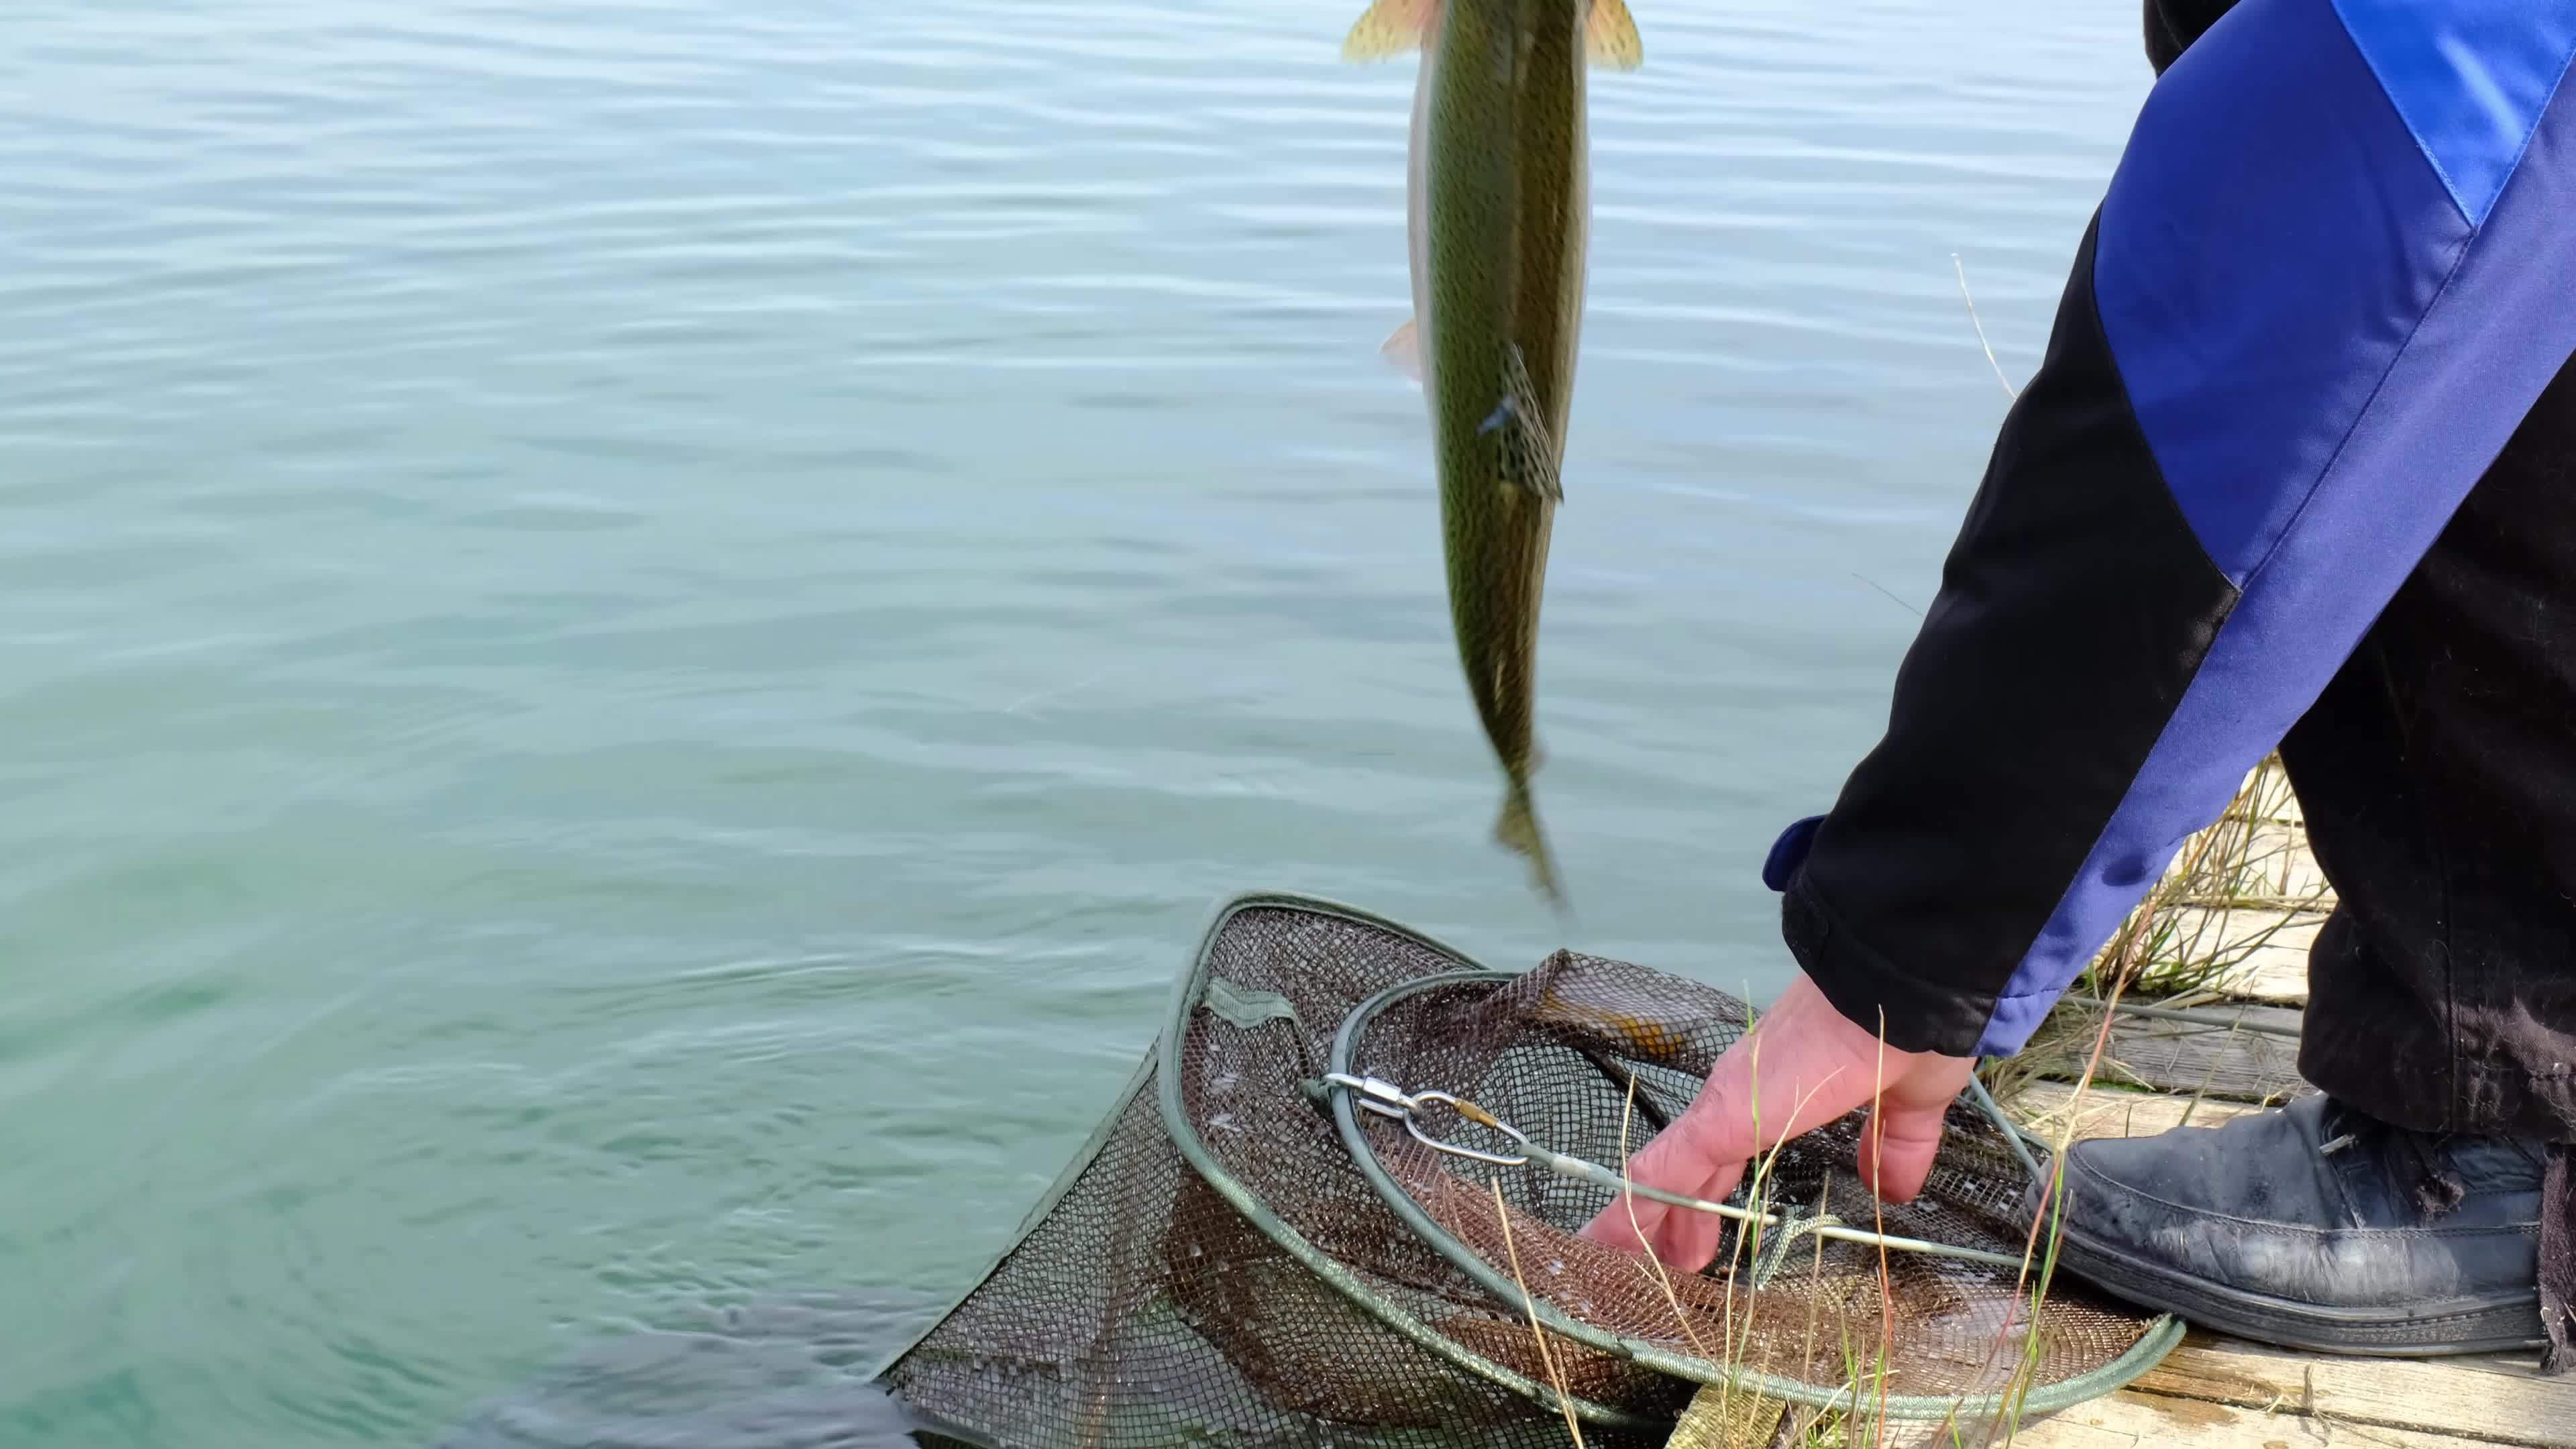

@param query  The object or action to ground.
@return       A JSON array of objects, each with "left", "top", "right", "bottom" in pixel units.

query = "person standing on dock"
[{"left": 1584, "top": 0, "right": 2576, "bottom": 1373}]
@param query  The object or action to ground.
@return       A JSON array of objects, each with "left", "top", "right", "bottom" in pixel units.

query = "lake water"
[{"left": 0, "top": 3, "right": 2152, "bottom": 1444}]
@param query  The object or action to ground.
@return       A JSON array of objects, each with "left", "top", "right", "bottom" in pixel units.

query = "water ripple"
[{"left": 0, "top": 1, "right": 2151, "bottom": 1444}]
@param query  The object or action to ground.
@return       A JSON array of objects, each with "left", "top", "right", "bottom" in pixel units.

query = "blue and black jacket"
[{"left": 1763, "top": 0, "right": 2576, "bottom": 1112}]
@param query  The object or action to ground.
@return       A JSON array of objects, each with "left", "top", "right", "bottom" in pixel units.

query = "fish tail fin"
[
  {"left": 1342, "top": 0, "right": 1438, "bottom": 61},
  {"left": 1587, "top": 0, "right": 1644, "bottom": 70},
  {"left": 1495, "top": 779, "right": 1570, "bottom": 915}
]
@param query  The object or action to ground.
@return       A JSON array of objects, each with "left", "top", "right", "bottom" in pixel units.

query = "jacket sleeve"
[
  {"left": 1763, "top": 0, "right": 2576, "bottom": 1059},
  {"left": 2143, "top": 0, "right": 2245, "bottom": 75}
]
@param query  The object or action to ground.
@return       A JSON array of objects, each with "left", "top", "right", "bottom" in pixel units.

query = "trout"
[{"left": 1344, "top": 0, "right": 1641, "bottom": 909}]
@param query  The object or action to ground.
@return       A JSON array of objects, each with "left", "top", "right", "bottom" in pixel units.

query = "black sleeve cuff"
[{"left": 1780, "top": 871, "right": 2002, "bottom": 1058}]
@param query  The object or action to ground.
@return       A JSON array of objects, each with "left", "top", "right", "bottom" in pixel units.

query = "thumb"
[{"left": 1852, "top": 1059, "right": 1974, "bottom": 1203}]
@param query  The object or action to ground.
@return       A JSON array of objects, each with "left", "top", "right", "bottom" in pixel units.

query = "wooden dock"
[{"left": 1994, "top": 762, "right": 2575, "bottom": 1448}]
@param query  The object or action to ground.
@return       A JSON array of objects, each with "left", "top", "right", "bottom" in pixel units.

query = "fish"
[{"left": 1343, "top": 0, "right": 1641, "bottom": 910}]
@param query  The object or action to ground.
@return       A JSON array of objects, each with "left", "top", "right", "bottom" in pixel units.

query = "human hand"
[{"left": 1574, "top": 969, "right": 1978, "bottom": 1272}]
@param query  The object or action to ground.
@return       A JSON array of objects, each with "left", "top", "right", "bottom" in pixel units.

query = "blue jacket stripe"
[
  {"left": 2331, "top": 0, "right": 2576, "bottom": 226},
  {"left": 1977, "top": 72, "right": 2576, "bottom": 1058}
]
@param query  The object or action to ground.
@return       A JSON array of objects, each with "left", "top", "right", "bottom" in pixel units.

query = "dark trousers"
[
  {"left": 2143, "top": 0, "right": 2576, "bottom": 1141},
  {"left": 2288, "top": 354, "right": 2576, "bottom": 1142}
]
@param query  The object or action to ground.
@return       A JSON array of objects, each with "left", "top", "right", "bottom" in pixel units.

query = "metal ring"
[{"left": 1401, "top": 1094, "right": 1532, "bottom": 1167}]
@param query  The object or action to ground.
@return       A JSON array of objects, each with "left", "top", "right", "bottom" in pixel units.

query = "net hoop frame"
[
  {"left": 1326, "top": 963, "right": 2186, "bottom": 1421},
  {"left": 866, "top": 890, "right": 1664, "bottom": 1434},
  {"left": 869, "top": 888, "right": 2186, "bottom": 1440}
]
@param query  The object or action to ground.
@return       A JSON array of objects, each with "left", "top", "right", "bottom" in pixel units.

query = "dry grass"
[
  {"left": 2081, "top": 753, "right": 2324, "bottom": 999},
  {"left": 1802, "top": 761, "right": 2326, "bottom": 1445},
  {"left": 1560, "top": 761, "right": 2329, "bottom": 1445},
  {"left": 1980, "top": 754, "right": 2324, "bottom": 1114},
  {"left": 1493, "top": 1178, "right": 1589, "bottom": 1448},
  {"left": 1606, "top": 1013, "right": 1898, "bottom": 1449},
  {"left": 1656, "top": 270, "right": 2346, "bottom": 1449},
  {"left": 1621, "top": 1034, "right": 2054, "bottom": 1448}
]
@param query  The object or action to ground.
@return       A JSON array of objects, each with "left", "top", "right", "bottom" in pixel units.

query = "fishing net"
[{"left": 873, "top": 892, "right": 2180, "bottom": 1449}]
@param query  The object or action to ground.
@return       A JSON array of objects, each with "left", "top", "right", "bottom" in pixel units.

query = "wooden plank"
[
  {"left": 2235, "top": 760, "right": 2306, "bottom": 828},
  {"left": 2210, "top": 943, "right": 2310, "bottom": 1006},
  {"left": 2162, "top": 821, "right": 2331, "bottom": 906},
  {"left": 1981, "top": 769, "right": 2562, "bottom": 1449},
  {"left": 2006, "top": 1079, "right": 2267, "bottom": 1143},
  {"left": 1666, "top": 1382, "right": 1785, "bottom": 1448},
  {"left": 2129, "top": 1333, "right": 2572, "bottom": 1449},
  {"left": 2140, "top": 908, "right": 2324, "bottom": 1006},
  {"left": 2013, "top": 1387, "right": 2510, "bottom": 1448},
  {"left": 2208, "top": 923, "right": 2316, "bottom": 1006},
  {"left": 2023, "top": 1004, "right": 2310, "bottom": 1106},
  {"left": 2100, "top": 1005, "right": 2306, "bottom": 1104},
  {"left": 2221, "top": 822, "right": 2331, "bottom": 904}
]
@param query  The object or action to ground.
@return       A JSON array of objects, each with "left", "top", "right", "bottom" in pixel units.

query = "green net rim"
[
  {"left": 1152, "top": 892, "right": 1672, "bottom": 1432},
  {"left": 866, "top": 890, "right": 1664, "bottom": 1435},
  {"left": 1323, "top": 945, "right": 2186, "bottom": 1422},
  {"left": 869, "top": 888, "right": 2184, "bottom": 1439}
]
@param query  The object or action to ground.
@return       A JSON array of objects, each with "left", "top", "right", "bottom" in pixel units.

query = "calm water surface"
[{"left": 0, "top": 3, "right": 2151, "bottom": 1443}]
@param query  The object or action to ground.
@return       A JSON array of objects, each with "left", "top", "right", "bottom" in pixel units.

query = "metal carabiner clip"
[{"left": 1322, "top": 1073, "right": 1534, "bottom": 1169}]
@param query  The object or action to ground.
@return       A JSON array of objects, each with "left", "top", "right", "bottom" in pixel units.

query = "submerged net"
[{"left": 875, "top": 894, "right": 2178, "bottom": 1449}]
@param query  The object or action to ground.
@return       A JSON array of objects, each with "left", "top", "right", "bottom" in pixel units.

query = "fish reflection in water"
[{"left": 435, "top": 1294, "right": 933, "bottom": 1449}]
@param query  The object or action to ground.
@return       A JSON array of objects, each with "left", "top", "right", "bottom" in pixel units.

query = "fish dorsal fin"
[
  {"left": 1586, "top": 0, "right": 1644, "bottom": 70},
  {"left": 1381, "top": 317, "right": 1424, "bottom": 382},
  {"left": 1481, "top": 345, "right": 1564, "bottom": 503},
  {"left": 1342, "top": 0, "right": 1438, "bottom": 62},
  {"left": 1344, "top": 1, "right": 1630, "bottom": 68}
]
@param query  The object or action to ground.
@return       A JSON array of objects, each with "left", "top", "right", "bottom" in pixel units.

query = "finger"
[
  {"left": 1580, "top": 1106, "right": 1721, "bottom": 1249},
  {"left": 1580, "top": 978, "right": 1890, "bottom": 1262},
  {"left": 1853, "top": 1093, "right": 1951, "bottom": 1203},
  {"left": 1587, "top": 1092, "right": 1750, "bottom": 1265},
  {"left": 1578, "top": 1112, "right": 1688, "bottom": 1250},
  {"left": 1566, "top": 1093, "right": 1752, "bottom": 1252},
  {"left": 1618, "top": 1072, "right": 1846, "bottom": 1270},
  {"left": 1577, "top": 1065, "right": 1748, "bottom": 1250},
  {"left": 1580, "top": 1137, "right": 1748, "bottom": 1272},
  {"left": 1621, "top": 1099, "right": 1749, "bottom": 1199},
  {"left": 1651, "top": 1158, "right": 1747, "bottom": 1273},
  {"left": 1852, "top": 1056, "right": 1976, "bottom": 1202},
  {"left": 1591, "top": 1050, "right": 1847, "bottom": 1234},
  {"left": 1576, "top": 1181, "right": 1662, "bottom": 1252}
]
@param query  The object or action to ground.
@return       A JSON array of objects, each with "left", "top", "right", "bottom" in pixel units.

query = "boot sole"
[{"left": 2049, "top": 1218, "right": 2548, "bottom": 1357}]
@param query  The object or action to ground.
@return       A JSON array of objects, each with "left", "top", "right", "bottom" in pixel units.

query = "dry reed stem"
[
  {"left": 1729, "top": 1068, "right": 1845, "bottom": 1430},
  {"left": 1491, "top": 1177, "right": 1587, "bottom": 1449},
  {"left": 1616, "top": 1073, "right": 1723, "bottom": 1366},
  {"left": 1796, "top": 1220, "right": 1831, "bottom": 1437},
  {"left": 1990, "top": 799, "right": 2242, "bottom": 1444},
  {"left": 1868, "top": 1015, "right": 1894, "bottom": 1448},
  {"left": 1953, "top": 254, "right": 2019, "bottom": 400},
  {"left": 1932, "top": 794, "right": 2255, "bottom": 1442},
  {"left": 1994, "top": 980, "right": 2127, "bottom": 1448},
  {"left": 1982, "top": 756, "right": 2316, "bottom": 1113}
]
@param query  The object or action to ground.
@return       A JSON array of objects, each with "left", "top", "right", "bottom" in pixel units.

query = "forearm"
[{"left": 1765, "top": 0, "right": 2576, "bottom": 1057}]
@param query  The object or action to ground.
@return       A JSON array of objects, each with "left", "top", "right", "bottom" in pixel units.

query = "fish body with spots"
[{"left": 1344, "top": 0, "right": 1641, "bottom": 910}]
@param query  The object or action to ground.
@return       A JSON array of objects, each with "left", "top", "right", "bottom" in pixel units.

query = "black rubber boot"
[{"left": 2025, "top": 1093, "right": 2576, "bottom": 1364}]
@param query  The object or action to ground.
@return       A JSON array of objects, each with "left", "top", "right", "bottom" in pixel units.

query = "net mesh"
[{"left": 879, "top": 898, "right": 2169, "bottom": 1449}]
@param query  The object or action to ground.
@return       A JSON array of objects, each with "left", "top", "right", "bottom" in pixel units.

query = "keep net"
[{"left": 874, "top": 893, "right": 2178, "bottom": 1449}]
